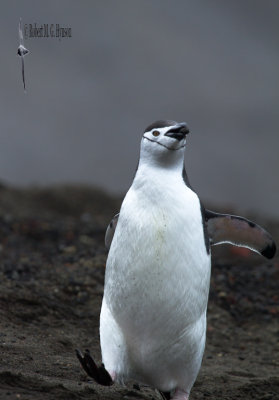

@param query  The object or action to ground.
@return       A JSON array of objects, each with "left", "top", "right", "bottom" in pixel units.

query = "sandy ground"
[{"left": 0, "top": 185, "right": 278, "bottom": 400}]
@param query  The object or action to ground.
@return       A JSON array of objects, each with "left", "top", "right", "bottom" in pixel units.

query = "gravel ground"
[{"left": 0, "top": 185, "right": 278, "bottom": 400}]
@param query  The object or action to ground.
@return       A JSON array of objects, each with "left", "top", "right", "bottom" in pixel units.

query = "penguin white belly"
[{"left": 100, "top": 177, "right": 211, "bottom": 392}]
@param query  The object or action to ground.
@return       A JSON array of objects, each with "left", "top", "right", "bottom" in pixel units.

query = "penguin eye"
[{"left": 152, "top": 130, "right": 160, "bottom": 137}]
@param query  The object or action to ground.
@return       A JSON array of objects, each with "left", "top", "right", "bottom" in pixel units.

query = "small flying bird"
[
  {"left": 76, "top": 120, "right": 276, "bottom": 400},
  {"left": 17, "top": 18, "right": 29, "bottom": 92}
]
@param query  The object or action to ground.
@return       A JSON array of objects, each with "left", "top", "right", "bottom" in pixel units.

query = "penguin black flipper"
[
  {"left": 105, "top": 213, "right": 119, "bottom": 249},
  {"left": 205, "top": 210, "right": 276, "bottom": 259}
]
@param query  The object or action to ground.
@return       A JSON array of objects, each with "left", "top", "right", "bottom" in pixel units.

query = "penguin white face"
[{"left": 142, "top": 120, "right": 189, "bottom": 153}]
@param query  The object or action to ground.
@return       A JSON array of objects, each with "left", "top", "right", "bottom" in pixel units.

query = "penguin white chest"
[
  {"left": 105, "top": 177, "right": 210, "bottom": 322},
  {"left": 101, "top": 171, "right": 211, "bottom": 391}
]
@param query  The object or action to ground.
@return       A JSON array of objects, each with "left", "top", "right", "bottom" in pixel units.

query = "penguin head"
[
  {"left": 141, "top": 120, "right": 189, "bottom": 165},
  {"left": 143, "top": 120, "right": 189, "bottom": 150}
]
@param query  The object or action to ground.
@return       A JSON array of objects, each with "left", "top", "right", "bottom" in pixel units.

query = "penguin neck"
[{"left": 134, "top": 143, "right": 186, "bottom": 188}]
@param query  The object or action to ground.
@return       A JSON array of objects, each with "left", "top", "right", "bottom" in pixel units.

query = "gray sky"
[{"left": 0, "top": 0, "right": 278, "bottom": 218}]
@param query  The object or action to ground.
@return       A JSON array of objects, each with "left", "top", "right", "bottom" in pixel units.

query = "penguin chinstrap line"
[{"left": 76, "top": 120, "right": 276, "bottom": 400}]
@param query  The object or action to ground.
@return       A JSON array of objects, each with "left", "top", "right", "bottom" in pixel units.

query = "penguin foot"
[
  {"left": 75, "top": 349, "right": 113, "bottom": 386},
  {"left": 171, "top": 389, "right": 189, "bottom": 400}
]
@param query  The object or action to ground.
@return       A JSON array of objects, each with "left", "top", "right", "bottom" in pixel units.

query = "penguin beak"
[{"left": 164, "top": 123, "right": 190, "bottom": 141}]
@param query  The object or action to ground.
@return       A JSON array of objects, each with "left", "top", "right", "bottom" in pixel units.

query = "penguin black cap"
[{"left": 144, "top": 120, "right": 190, "bottom": 135}]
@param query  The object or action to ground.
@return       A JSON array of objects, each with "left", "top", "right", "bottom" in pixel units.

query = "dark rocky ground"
[{"left": 0, "top": 185, "right": 278, "bottom": 400}]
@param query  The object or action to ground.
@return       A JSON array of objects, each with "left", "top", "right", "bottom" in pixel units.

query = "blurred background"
[{"left": 0, "top": 0, "right": 278, "bottom": 218}]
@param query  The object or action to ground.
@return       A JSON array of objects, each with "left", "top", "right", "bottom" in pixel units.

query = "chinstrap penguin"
[{"left": 77, "top": 120, "right": 276, "bottom": 400}]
